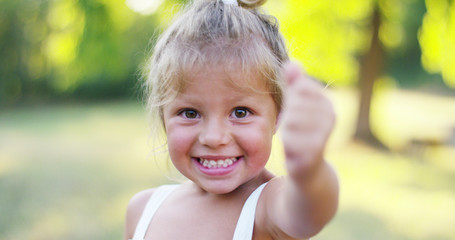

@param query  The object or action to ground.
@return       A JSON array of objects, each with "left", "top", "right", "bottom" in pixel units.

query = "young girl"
[{"left": 125, "top": 0, "right": 339, "bottom": 239}]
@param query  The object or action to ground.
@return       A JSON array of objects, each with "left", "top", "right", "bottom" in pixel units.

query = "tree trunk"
[{"left": 354, "top": 7, "right": 387, "bottom": 149}]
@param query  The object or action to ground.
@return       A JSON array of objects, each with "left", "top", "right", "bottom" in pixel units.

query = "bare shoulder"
[
  {"left": 255, "top": 177, "right": 289, "bottom": 238},
  {"left": 260, "top": 176, "right": 286, "bottom": 200},
  {"left": 124, "top": 188, "right": 156, "bottom": 240}
]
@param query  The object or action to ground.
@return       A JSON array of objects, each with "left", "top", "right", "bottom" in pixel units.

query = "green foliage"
[
  {"left": 268, "top": 0, "right": 425, "bottom": 86},
  {"left": 419, "top": 0, "right": 455, "bottom": 88},
  {"left": 0, "top": 0, "right": 160, "bottom": 107},
  {"left": 1, "top": 0, "right": 453, "bottom": 108},
  {"left": 268, "top": 0, "right": 372, "bottom": 85}
]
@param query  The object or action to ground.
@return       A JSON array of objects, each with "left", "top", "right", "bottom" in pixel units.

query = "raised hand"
[{"left": 280, "top": 62, "right": 335, "bottom": 180}]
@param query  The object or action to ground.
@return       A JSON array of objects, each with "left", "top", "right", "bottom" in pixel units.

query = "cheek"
[
  {"left": 237, "top": 124, "right": 274, "bottom": 163},
  {"left": 166, "top": 125, "right": 195, "bottom": 156}
]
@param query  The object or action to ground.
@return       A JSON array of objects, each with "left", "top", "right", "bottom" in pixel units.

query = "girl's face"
[{"left": 162, "top": 66, "right": 278, "bottom": 194}]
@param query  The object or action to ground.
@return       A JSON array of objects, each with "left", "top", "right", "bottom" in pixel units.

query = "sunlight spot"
[
  {"left": 0, "top": 155, "right": 20, "bottom": 176},
  {"left": 25, "top": 210, "right": 69, "bottom": 239},
  {"left": 45, "top": 32, "right": 77, "bottom": 67},
  {"left": 125, "top": 0, "right": 164, "bottom": 15}
]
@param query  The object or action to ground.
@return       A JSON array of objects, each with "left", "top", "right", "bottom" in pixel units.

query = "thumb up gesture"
[{"left": 280, "top": 62, "right": 335, "bottom": 180}]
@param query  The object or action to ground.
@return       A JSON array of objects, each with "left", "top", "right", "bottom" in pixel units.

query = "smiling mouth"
[{"left": 197, "top": 157, "right": 239, "bottom": 169}]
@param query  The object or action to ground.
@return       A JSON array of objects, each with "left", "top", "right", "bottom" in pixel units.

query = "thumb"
[{"left": 283, "top": 61, "right": 305, "bottom": 86}]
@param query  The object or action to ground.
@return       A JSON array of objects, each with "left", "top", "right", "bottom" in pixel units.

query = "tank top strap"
[
  {"left": 232, "top": 182, "right": 268, "bottom": 240},
  {"left": 131, "top": 184, "right": 180, "bottom": 240}
]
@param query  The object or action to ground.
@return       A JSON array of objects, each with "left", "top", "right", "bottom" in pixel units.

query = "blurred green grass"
[{"left": 1, "top": 89, "right": 454, "bottom": 240}]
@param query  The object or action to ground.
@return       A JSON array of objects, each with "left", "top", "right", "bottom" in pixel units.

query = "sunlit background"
[{"left": 1, "top": 0, "right": 454, "bottom": 239}]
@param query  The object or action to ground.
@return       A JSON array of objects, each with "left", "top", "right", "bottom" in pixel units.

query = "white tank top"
[{"left": 131, "top": 183, "right": 268, "bottom": 240}]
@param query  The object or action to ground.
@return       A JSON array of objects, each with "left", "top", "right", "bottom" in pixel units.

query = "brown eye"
[
  {"left": 232, "top": 108, "right": 250, "bottom": 119},
  {"left": 182, "top": 109, "right": 199, "bottom": 119}
]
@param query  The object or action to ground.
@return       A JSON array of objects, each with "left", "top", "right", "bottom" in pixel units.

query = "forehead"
[{"left": 180, "top": 63, "right": 269, "bottom": 94}]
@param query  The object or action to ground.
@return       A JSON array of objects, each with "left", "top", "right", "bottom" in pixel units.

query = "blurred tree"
[
  {"left": 269, "top": 0, "right": 434, "bottom": 147},
  {"left": 1, "top": 0, "right": 453, "bottom": 148},
  {"left": 0, "top": 0, "right": 51, "bottom": 106},
  {"left": 0, "top": 0, "right": 160, "bottom": 107},
  {"left": 354, "top": 5, "right": 384, "bottom": 147}
]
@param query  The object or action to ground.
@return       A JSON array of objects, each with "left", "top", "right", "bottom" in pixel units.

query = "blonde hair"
[{"left": 143, "top": 0, "right": 288, "bottom": 133}]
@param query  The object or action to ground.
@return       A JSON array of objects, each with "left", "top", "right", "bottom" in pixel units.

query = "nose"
[{"left": 198, "top": 118, "right": 231, "bottom": 148}]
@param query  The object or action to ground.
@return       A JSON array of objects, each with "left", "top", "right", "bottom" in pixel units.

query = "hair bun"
[{"left": 238, "top": 0, "right": 267, "bottom": 8}]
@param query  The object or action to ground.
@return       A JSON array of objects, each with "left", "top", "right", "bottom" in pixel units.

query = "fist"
[{"left": 280, "top": 62, "right": 335, "bottom": 177}]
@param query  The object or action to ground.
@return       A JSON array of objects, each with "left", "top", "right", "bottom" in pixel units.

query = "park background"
[{"left": 1, "top": 0, "right": 455, "bottom": 239}]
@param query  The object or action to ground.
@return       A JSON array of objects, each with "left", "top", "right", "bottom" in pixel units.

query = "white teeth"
[
  {"left": 209, "top": 160, "right": 216, "bottom": 168},
  {"left": 198, "top": 157, "right": 238, "bottom": 168}
]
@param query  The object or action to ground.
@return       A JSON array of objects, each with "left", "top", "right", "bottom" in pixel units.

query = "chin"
[{"left": 199, "top": 181, "right": 240, "bottom": 195}]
